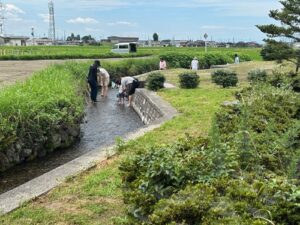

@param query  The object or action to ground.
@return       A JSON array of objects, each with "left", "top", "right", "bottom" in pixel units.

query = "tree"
[
  {"left": 153, "top": 33, "right": 159, "bottom": 42},
  {"left": 257, "top": 0, "right": 300, "bottom": 72},
  {"left": 82, "top": 35, "right": 95, "bottom": 43}
]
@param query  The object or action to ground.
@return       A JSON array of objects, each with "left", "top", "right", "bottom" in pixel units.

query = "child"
[{"left": 115, "top": 80, "right": 125, "bottom": 105}]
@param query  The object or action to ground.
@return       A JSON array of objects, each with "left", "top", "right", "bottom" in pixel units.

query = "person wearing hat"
[
  {"left": 87, "top": 60, "right": 101, "bottom": 103},
  {"left": 191, "top": 57, "right": 199, "bottom": 71}
]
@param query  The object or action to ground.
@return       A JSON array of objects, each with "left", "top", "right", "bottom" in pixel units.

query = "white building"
[{"left": 0, "top": 35, "right": 29, "bottom": 46}]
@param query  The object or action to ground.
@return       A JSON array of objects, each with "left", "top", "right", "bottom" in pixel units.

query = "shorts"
[
  {"left": 100, "top": 76, "right": 110, "bottom": 87},
  {"left": 126, "top": 80, "right": 139, "bottom": 96}
]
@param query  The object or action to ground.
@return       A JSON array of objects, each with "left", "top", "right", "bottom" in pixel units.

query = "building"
[
  {"left": 107, "top": 36, "right": 139, "bottom": 44},
  {"left": 26, "top": 38, "right": 54, "bottom": 46},
  {"left": 0, "top": 35, "right": 29, "bottom": 46}
]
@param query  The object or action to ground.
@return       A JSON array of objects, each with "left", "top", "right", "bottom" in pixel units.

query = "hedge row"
[
  {"left": 159, "top": 52, "right": 251, "bottom": 69},
  {"left": 120, "top": 83, "right": 300, "bottom": 224}
]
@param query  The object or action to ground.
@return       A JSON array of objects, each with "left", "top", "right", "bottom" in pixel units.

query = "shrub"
[
  {"left": 159, "top": 53, "right": 193, "bottom": 69},
  {"left": 247, "top": 69, "right": 267, "bottom": 84},
  {"left": 211, "top": 70, "right": 238, "bottom": 88},
  {"left": 146, "top": 72, "right": 166, "bottom": 91},
  {"left": 178, "top": 71, "right": 200, "bottom": 89}
]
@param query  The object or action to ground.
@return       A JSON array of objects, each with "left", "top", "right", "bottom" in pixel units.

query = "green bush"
[
  {"left": 211, "top": 70, "right": 238, "bottom": 88},
  {"left": 159, "top": 52, "right": 193, "bottom": 69},
  {"left": 146, "top": 72, "right": 166, "bottom": 91},
  {"left": 247, "top": 69, "right": 267, "bottom": 83},
  {"left": 120, "top": 82, "right": 300, "bottom": 224},
  {"left": 178, "top": 71, "right": 200, "bottom": 89}
]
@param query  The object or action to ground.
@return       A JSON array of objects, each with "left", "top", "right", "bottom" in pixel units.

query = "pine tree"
[
  {"left": 257, "top": 0, "right": 300, "bottom": 72},
  {"left": 153, "top": 33, "right": 159, "bottom": 42}
]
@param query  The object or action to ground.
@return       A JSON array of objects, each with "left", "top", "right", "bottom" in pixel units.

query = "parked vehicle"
[{"left": 111, "top": 42, "right": 137, "bottom": 54}]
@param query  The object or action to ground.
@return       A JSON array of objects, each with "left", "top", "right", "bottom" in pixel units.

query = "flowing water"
[{"left": 0, "top": 89, "right": 143, "bottom": 194}]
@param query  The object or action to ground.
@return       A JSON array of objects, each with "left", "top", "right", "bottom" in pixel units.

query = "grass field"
[
  {"left": 0, "top": 61, "right": 277, "bottom": 225},
  {"left": 0, "top": 45, "right": 262, "bottom": 61}
]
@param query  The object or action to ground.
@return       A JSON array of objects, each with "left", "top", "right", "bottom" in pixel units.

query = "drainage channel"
[{"left": 0, "top": 89, "right": 144, "bottom": 194}]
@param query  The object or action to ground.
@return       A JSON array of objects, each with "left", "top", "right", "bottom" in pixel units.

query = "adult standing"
[
  {"left": 98, "top": 66, "right": 110, "bottom": 98},
  {"left": 87, "top": 60, "right": 101, "bottom": 103},
  {"left": 234, "top": 54, "right": 240, "bottom": 64},
  {"left": 159, "top": 57, "right": 167, "bottom": 70},
  {"left": 191, "top": 57, "right": 199, "bottom": 71},
  {"left": 118, "top": 76, "right": 139, "bottom": 107}
]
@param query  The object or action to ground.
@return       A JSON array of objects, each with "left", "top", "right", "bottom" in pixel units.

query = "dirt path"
[{"left": 0, "top": 57, "right": 151, "bottom": 86}]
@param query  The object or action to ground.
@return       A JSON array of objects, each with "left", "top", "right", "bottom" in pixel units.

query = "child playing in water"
[{"left": 117, "top": 82, "right": 125, "bottom": 104}]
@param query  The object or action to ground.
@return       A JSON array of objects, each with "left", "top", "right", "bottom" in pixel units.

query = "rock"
[{"left": 223, "top": 100, "right": 240, "bottom": 107}]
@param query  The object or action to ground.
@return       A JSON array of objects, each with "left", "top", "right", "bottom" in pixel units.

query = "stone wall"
[{"left": 133, "top": 88, "right": 177, "bottom": 125}]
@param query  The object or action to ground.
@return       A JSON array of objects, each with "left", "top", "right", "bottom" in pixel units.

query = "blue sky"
[{"left": 2, "top": 0, "right": 281, "bottom": 42}]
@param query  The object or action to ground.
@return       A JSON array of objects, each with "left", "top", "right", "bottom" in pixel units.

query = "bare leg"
[
  {"left": 128, "top": 95, "right": 133, "bottom": 106},
  {"left": 104, "top": 86, "right": 108, "bottom": 97}
]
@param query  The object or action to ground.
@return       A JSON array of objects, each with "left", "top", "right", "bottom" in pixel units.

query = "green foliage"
[
  {"left": 120, "top": 81, "right": 300, "bottom": 224},
  {"left": 257, "top": 0, "right": 300, "bottom": 72},
  {"left": 247, "top": 69, "right": 267, "bottom": 84},
  {"left": 103, "top": 58, "right": 159, "bottom": 82},
  {"left": 178, "top": 71, "right": 200, "bottom": 89},
  {"left": 211, "top": 70, "right": 238, "bottom": 88},
  {"left": 146, "top": 72, "right": 166, "bottom": 91}
]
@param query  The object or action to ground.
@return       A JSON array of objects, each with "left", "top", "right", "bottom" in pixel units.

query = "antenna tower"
[
  {"left": 48, "top": 0, "right": 55, "bottom": 42},
  {"left": 0, "top": 1, "right": 5, "bottom": 35}
]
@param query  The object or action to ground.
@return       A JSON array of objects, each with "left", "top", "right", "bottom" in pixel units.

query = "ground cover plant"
[
  {"left": 119, "top": 76, "right": 300, "bottom": 224},
  {"left": 145, "top": 72, "right": 166, "bottom": 91}
]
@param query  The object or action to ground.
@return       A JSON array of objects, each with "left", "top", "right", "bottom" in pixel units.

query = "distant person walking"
[
  {"left": 159, "top": 57, "right": 167, "bottom": 70},
  {"left": 87, "top": 60, "right": 101, "bottom": 103},
  {"left": 98, "top": 66, "right": 110, "bottom": 98},
  {"left": 191, "top": 57, "right": 199, "bottom": 71},
  {"left": 234, "top": 54, "right": 240, "bottom": 64},
  {"left": 116, "top": 76, "right": 139, "bottom": 107}
]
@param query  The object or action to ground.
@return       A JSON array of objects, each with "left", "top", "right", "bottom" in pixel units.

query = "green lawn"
[{"left": 1, "top": 62, "right": 277, "bottom": 225}]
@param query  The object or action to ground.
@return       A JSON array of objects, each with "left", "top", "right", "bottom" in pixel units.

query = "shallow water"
[{"left": 0, "top": 89, "right": 143, "bottom": 194}]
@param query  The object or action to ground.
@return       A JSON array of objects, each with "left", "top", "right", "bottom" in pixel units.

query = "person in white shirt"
[
  {"left": 98, "top": 67, "right": 110, "bottom": 97},
  {"left": 116, "top": 76, "right": 139, "bottom": 107},
  {"left": 234, "top": 54, "right": 240, "bottom": 64},
  {"left": 191, "top": 57, "right": 199, "bottom": 71}
]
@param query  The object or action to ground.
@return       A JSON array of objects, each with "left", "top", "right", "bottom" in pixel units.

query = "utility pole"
[
  {"left": 31, "top": 27, "right": 35, "bottom": 46},
  {"left": 204, "top": 33, "right": 208, "bottom": 53}
]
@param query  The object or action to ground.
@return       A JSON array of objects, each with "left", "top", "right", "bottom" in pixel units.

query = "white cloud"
[
  {"left": 39, "top": 14, "right": 49, "bottom": 23},
  {"left": 67, "top": 17, "right": 99, "bottom": 24},
  {"left": 107, "top": 21, "right": 137, "bottom": 27},
  {"left": 5, "top": 4, "right": 25, "bottom": 14}
]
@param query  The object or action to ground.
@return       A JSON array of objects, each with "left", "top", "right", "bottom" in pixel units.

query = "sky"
[{"left": 1, "top": 0, "right": 282, "bottom": 42}]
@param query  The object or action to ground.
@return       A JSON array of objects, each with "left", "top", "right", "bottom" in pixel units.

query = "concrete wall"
[{"left": 133, "top": 88, "right": 177, "bottom": 125}]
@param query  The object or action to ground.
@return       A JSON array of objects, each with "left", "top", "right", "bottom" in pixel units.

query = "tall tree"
[
  {"left": 153, "top": 33, "right": 159, "bottom": 42},
  {"left": 257, "top": 0, "right": 300, "bottom": 72}
]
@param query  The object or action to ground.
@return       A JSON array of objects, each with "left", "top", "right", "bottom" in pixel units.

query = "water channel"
[{"left": 0, "top": 89, "right": 144, "bottom": 194}]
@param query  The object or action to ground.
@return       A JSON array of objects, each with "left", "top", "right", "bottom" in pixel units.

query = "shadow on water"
[{"left": 0, "top": 89, "right": 144, "bottom": 194}]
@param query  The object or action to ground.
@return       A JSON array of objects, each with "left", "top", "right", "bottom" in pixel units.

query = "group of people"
[
  {"left": 87, "top": 54, "right": 240, "bottom": 105},
  {"left": 87, "top": 60, "right": 139, "bottom": 107}
]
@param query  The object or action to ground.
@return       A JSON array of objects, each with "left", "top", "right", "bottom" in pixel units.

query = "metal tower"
[
  {"left": 0, "top": 1, "right": 5, "bottom": 35},
  {"left": 48, "top": 0, "right": 55, "bottom": 42}
]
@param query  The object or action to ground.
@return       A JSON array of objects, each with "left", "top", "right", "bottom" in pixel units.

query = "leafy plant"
[
  {"left": 178, "top": 71, "right": 200, "bottom": 89},
  {"left": 248, "top": 69, "right": 267, "bottom": 84},
  {"left": 146, "top": 72, "right": 166, "bottom": 91},
  {"left": 211, "top": 70, "right": 238, "bottom": 88}
]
